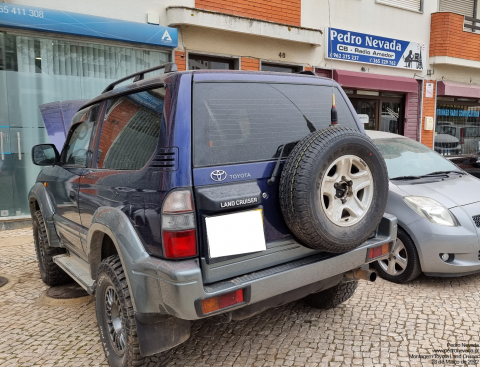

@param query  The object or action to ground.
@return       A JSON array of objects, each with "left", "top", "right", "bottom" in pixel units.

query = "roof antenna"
[{"left": 328, "top": 0, "right": 337, "bottom": 126}]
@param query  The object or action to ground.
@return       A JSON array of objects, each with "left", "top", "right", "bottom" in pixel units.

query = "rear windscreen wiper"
[{"left": 268, "top": 140, "right": 299, "bottom": 185}]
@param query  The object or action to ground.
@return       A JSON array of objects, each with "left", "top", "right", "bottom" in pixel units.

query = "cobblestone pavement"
[{"left": 1, "top": 228, "right": 480, "bottom": 367}]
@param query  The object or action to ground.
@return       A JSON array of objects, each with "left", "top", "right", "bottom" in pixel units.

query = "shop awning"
[
  {"left": 437, "top": 81, "right": 480, "bottom": 98},
  {"left": 333, "top": 70, "right": 419, "bottom": 93}
]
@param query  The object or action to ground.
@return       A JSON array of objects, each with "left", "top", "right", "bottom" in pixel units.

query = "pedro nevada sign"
[{"left": 325, "top": 27, "right": 426, "bottom": 70}]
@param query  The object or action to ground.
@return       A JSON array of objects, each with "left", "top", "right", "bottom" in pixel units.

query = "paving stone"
[{"left": 2, "top": 228, "right": 480, "bottom": 366}]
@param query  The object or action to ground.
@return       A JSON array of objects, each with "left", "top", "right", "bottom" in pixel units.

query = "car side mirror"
[{"left": 32, "top": 144, "right": 60, "bottom": 166}]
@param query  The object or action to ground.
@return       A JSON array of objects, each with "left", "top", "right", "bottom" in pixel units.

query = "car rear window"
[{"left": 193, "top": 82, "right": 358, "bottom": 167}]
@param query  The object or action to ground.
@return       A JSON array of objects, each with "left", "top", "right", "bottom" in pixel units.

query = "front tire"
[
  {"left": 95, "top": 255, "right": 172, "bottom": 367},
  {"left": 373, "top": 227, "right": 422, "bottom": 284},
  {"left": 304, "top": 281, "right": 358, "bottom": 310},
  {"left": 33, "top": 210, "right": 71, "bottom": 286}
]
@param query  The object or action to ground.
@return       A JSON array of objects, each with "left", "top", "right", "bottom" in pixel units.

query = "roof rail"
[{"left": 102, "top": 62, "right": 178, "bottom": 93}]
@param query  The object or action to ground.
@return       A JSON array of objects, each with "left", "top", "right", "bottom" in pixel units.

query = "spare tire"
[{"left": 279, "top": 126, "right": 388, "bottom": 253}]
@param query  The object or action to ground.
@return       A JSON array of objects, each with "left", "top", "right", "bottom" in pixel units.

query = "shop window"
[
  {"left": 188, "top": 54, "right": 237, "bottom": 70},
  {"left": 97, "top": 88, "right": 164, "bottom": 170},
  {"left": 0, "top": 32, "right": 170, "bottom": 217},
  {"left": 435, "top": 100, "right": 480, "bottom": 156},
  {"left": 260, "top": 63, "right": 302, "bottom": 73}
]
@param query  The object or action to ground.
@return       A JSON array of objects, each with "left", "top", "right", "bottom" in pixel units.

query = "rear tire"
[
  {"left": 279, "top": 127, "right": 389, "bottom": 253},
  {"left": 95, "top": 255, "right": 173, "bottom": 367},
  {"left": 304, "top": 281, "right": 358, "bottom": 310},
  {"left": 33, "top": 210, "right": 71, "bottom": 286}
]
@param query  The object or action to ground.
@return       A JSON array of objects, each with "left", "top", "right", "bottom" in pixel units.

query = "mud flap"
[{"left": 135, "top": 313, "right": 191, "bottom": 356}]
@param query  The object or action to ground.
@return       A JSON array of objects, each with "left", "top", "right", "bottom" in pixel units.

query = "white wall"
[{"left": 3, "top": 0, "right": 194, "bottom": 28}]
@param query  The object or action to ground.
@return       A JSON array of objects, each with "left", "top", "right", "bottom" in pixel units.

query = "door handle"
[
  {"left": 0, "top": 132, "right": 3, "bottom": 161},
  {"left": 17, "top": 132, "right": 21, "bottom": 161}
]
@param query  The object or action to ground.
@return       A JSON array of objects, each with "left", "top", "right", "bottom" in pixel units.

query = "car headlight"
[{"left": 403, "top": 196, "right": 459, "bottom": 227}]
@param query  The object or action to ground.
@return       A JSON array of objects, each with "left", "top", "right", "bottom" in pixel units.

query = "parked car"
[
  {"left": 436, "top": 125, "right": 480, "bottom": 155},
  {"left": 29, "top": 64, "right": 397, "bottom": 367},
  {"left": 433, "top": 133, "right": 461, "bottom": 156},
  {"left": 366, "top": 130, "right": 480, "bottom": 283}
]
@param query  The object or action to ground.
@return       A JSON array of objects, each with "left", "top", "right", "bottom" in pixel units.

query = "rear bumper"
[{"left": 133, "top": 214, "right": 397, "bottom": 320}]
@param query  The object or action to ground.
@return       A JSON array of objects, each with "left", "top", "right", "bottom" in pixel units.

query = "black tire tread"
[
  {"left": 33, "top": 210, "right": 71, "bottom": 286},
  {"left": 96, "top": 255, "right": 173, "bottom": 367},
  {"left": 279, "top": 126, "right": 388, "bottom": 252},
  {"left": 305, "top": 281, "right": 358, "bottom": 310}
]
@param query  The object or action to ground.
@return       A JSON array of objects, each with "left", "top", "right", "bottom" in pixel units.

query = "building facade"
[{"left": 0, "top": 0, "right": 479, "bottom": 221}]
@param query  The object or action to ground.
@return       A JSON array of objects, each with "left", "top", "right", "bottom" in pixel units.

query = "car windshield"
[{"left": 373, "top": 138, "right": 460, "bottom": 179}]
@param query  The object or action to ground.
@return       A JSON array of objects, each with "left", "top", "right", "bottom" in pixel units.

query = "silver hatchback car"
[{"left": 367, "top": 131, "right": 480, "bottom": 283}]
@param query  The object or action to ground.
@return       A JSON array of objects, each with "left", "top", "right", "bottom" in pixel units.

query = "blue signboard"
[
  {"left": 437, "top": 109, "right": 480, "bottom": 117},
  {"left": 0, "top": 4, "right": 178, "bottom": 48},
  {"left": 325, "top": 27, "right": 425, "bottom": 70}
]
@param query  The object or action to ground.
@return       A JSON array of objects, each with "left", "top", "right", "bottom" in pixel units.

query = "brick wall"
[
  {"left": 430, "top": 12, "right": 480, "bottom": 61},
  {"left": 304, "top": 66, "right": 313, "bottom": 72},
  {"left": 421, "top": 80, "right": 436, "bottom": 149},
  {"left": 175, "top": 51, "right": 186, "bottom": 71},
  {"left": 241, "top": 57, "right": 260, "bottom": 71},
  {"left": 195, "top": 0, "right": 300, "bottom": 26}
]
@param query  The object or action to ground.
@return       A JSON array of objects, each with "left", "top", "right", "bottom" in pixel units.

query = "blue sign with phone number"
[
  {"left": 0, "top": 4, "right": 178, "bottom": 48},
  {"left": 325, "top": 27, "right": 425, "bottom": 70}
]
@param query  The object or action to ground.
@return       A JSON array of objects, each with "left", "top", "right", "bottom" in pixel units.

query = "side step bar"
[{"left": 53, "top": 253, "right": 96, "bottom": 294}]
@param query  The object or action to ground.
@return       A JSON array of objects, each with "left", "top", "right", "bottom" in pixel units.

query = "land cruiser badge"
[{"left": 220, "top": 197, "right": 258, "bottom": 208}]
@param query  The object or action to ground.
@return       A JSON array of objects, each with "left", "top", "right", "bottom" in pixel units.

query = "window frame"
[
  {"left": 187, "top": 52, "right": 240, "bottom": 70},
  {"left": 92, "top": 91, "right": 165, "bottom": 171},
  {"left": 61, "top": 105, "right": 103, "bottom": 168},
  {"left": 260, "top": 60, "right": 304, "bottom": 73},
  {"left": 375, "top": 0, "right": 424, "bottom": 13}
]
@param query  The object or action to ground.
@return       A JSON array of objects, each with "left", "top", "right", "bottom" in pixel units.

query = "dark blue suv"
[{"left": 29, "top": 63, "right": 396, "bottom": 367}]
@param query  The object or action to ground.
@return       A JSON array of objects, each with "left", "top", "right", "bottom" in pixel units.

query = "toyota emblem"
[{"left": 211, "top": 170, "right": 227, "bottom": 182}]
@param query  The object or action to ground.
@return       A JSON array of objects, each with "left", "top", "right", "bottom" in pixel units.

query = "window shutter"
[
  {"left": 440, "top": 0, "right": 475, "bottom": 16},
  {"left": 377, "top": 0, "right": 422, "bottom": 12}
]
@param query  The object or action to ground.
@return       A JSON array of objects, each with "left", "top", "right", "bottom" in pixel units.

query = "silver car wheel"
[
  {"left": 379, "top": 238, "right": 408, "bottom": 276},
  {"left": 105, "top": 286, "right": 126, "bottom": 355},
  {"left": 320, "top": 155, "right": 374, "bottom": 227}
]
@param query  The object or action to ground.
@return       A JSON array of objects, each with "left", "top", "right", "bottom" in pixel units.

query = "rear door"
[{"left": 192, "top": 80, "right": 360, "bottom": 283}]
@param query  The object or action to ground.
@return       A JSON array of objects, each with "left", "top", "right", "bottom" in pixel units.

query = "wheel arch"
[
  {"left": 28, "top": 183, "right": 62, "bottom": 247},
  {"left": 395, "top": 221, "right": 425, "bottom": 271},
  {"left": 87, "top": 207, "right": 151, "bottom": 312}
]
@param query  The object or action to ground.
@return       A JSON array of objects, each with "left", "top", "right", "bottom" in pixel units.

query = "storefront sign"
[
  {"left": 437, "top": 109, "right": 480, "bottom": 117},
  {"left": 426, "top": 83, "right": 434, "bottom": 98},
  {"left": 0, "top": 4, "right": 178, "bottom": 48},
  {"left": 325, "top": 27, "right": 426, "bottom": 70}
]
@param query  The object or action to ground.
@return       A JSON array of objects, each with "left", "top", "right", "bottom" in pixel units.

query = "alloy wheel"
[
  {"left": 105, "top": 286, "right": 126, "bottom": 355},
  {"left": 378, "top": 238, "right": 408, "bottom": 276}
]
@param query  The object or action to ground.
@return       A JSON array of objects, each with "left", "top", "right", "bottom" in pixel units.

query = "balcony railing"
[{"left": 464, "top": 16, "right": 480, "bottom": 33}]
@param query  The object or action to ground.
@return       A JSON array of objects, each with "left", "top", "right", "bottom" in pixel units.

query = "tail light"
[
  {"left": 460, "top": 128, "right": 465, "bottom": 144},
  {"left": 162, "top": 190, "right": 197, "bottom": 259},
  {"left": 368, "top": 243, "right": 390, "bottom": 260},
  {"left": 201, "top": 289, "right": 244, "bottom": 314}
]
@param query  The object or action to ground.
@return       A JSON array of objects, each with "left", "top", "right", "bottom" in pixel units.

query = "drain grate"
[{"left": 46, "top": 282, "right": 88, "bottom": 299}]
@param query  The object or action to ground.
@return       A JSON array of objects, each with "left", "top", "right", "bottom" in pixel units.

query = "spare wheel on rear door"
[{"left": 279, "top": 126, "right": 388, "bottom": 253}]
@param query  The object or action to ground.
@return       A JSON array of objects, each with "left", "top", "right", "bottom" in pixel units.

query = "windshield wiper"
[
  {"left": 423, "top": 170, "right": 463, "bottom": 176},
  {"left": 390, "top": 175, "right": 421, "bottom": 180}
]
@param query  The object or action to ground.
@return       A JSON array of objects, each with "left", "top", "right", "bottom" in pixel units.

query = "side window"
[
  {"left": 63, "top": 106, "right": 100, "bottom": 166},
  {"left": 97, "top": 88, "right": 164, "bottom": 170}
]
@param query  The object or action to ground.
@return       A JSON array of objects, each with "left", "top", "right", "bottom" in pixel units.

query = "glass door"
[
  {"left": 381, "top": 101, "right": 402, "bottom": 134},
  {"left": 353, "top": 99, "right": 378, "bottom": 131}
]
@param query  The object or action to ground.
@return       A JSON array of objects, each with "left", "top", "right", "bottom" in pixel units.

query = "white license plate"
[{"left": 205, "top": 209, "right": 266, "bottom": 259}]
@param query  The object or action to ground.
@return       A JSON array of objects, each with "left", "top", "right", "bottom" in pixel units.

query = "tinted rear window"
[{"left": 193, "top": 82, "right": 358, "bottom": 166}]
